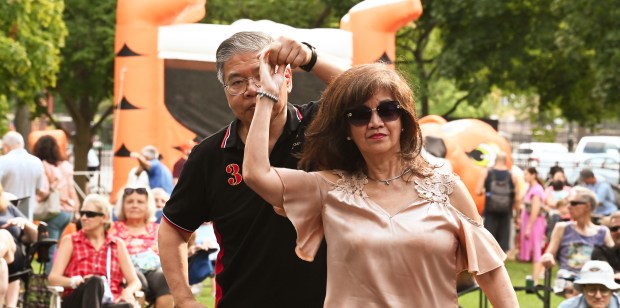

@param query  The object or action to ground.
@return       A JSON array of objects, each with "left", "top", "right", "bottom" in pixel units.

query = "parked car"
[
  {"left": 512, "top": 142, "right": 575, "bottom": 179},
  {"left": 574, "top": 136, "right": 620, "bottom": 158},
  {"left": 567, "top": 154, "right": 620, "bottom": 185}
]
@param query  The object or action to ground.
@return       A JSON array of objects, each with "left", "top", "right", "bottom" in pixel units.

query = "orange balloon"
[{"left": 420, "top": 116, "right": 512, "bottom": 214}]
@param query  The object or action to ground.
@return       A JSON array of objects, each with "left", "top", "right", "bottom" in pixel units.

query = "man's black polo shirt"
[{"left": 163, "top": 102, "right": 327, "bottom": 308}]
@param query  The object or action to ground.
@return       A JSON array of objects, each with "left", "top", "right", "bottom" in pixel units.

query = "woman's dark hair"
[
  {"left": 299, "top": 63, "right": 431, "bottom": 177},
  {"left": 33, "top": 135, "right": 65, "bottom": 166},
  {"left": 526, "top": 167, "right": 545, "bottom": 188}
]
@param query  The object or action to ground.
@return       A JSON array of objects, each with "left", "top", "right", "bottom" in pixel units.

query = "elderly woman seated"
[
  {"left": 110, "top": 186, "right": 172, "bottom": 307},
  {"left": 541, "top": 186, "right": 615, "bottom": 298},
  {"left": 0, "top": 184, "right": 37, "bottom": 307},
  {"left": 48, "top": 194, "right": 141, "bottom": 308},
  {"left": 558, "top": 260, "right": 620, "bottom": 308}
]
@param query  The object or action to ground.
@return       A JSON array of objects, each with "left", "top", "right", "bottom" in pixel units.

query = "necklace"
[{"left": 367, "top": 167, "right": 412, "bottom": 185}]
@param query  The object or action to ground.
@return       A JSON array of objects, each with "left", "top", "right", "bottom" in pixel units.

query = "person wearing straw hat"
[{"left": 559, "top": 260, "right": 620, "bottom": 308}]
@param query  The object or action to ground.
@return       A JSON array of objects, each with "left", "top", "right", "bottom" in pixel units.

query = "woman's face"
[
  {"left": 123, "top": 192, "right": 149, "bottom": 221},
  {"left": 568, "top": 193, "right": 589, "bottom": 218},
  {"left": 524, "top": 170, "right": 532, "bottom": 182},
  {"left": 552, "top": 171, "right": 566, "bottom": 182},
  {"left": 348, "top": 88, "right": 402, "bottom": 159},
  {"left": 79, "top": 202, "right": 106, "bottom": 231}
]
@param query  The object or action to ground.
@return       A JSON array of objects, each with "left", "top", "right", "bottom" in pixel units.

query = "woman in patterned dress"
[{"left": 242, "top": 56, "right": 518, "bottom": 307}]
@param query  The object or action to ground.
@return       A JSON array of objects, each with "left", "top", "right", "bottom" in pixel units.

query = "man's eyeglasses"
[
  {"left": 345, "top": 101, "right": 402, "bottom": 127},
  {"left": 124, "top": 187, "right": 148, "bottom": 196},
  {"left": 569, "top": 200, "right": 587, "bottom": 207},
  {"left": 223, "top": 76, "right": 261, "bottom": 96},
  {"left": 609, "top": 226, "right": 620, "bottom": 232},
  {"left": 583, "top": 284, "right": 612, "bottom": 296},
  {"left": 79, "top": 210, "right": 105, "bottom": 218}
]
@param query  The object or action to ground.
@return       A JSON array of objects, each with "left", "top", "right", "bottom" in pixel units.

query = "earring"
[
  {"left": 346, "top": 136, "right": 351, "bottom": 141},
  {"left": 401, "top": 128, "right": 405, "bottom": 132}
]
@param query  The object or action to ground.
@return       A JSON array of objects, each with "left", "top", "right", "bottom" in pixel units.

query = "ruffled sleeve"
[
  {"left": 454, "top": 208, "right": 507, "bottom": 275},
  {"left": 273, "top": 168, "right": 325, "bottom": 262}
]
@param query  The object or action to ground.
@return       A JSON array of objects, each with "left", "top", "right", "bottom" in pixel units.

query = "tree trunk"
[
  {"left": 420, "top": 95, "right": 430, "bottom": 116},
  {"left": 14, "top": 103, "right": 32, "bottom": 150},
  {"left": 72, "top": 118, "right": 92, "bottom": 203}
]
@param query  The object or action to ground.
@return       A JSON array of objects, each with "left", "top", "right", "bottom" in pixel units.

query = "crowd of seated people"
[{"left": 0, "top": 132, "right": 219, "bottom": 307}]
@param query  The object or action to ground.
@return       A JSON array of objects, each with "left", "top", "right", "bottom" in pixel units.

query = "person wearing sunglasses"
[
  {"left": 558, "top": 260, "right": 620, "bottom": 308},
  {"left": 542, "top": 186, "right": 614, "bottom": 298},
  {"left": 110, "top": 186, "right": 172, "bottom": 308},
  {"left": 242, "top": 60, "right": 517, "bottom": 307},
  {"left": 48, "top": 194, "right": 141, "bottom": 307},
  {"left": 592, "top": 212, "right": 620, "bottom": 281},
  {"left": 159, "top": 31, "right": 347, "bottom": 308}
]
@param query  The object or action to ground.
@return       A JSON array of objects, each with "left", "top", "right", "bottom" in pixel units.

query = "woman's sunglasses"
[
  {"left": 79, "top": 210, "right": 105, "bottom": 218},
  {"left": 345, "top": 101, "right": 402, "bottom": 127},
  {"left": 124, "top": 187, "right": 148, "bottom": 196},
  {"left": 569, "top": 200, "right": 587, "bottom": 207}
]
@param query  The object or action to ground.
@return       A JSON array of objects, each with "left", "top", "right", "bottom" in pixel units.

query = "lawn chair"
[
  {"left": 10, "top": 221, "right": 58, "bottom": 308},
  {"left": 457, "top": 271, "right": 488, "bottom": 308},
  {"left": 513, "top": 267, "right": 553, "bottom": 308}
]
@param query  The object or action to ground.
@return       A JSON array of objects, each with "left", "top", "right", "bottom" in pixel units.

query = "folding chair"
[
  {"left": 9, "top": 222, "right": 58, "bottom": 308},
  {"left": 457, "top": 271, "right": 488, "bottom": 308}
]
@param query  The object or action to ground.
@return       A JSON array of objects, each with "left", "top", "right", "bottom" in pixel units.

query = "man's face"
[
  {"left": 610, "top": 218, "right": 620, "bottom": 247},
  {"left": 583, "top": 284, "right": 612, "bottom": 308},
  {"left": 221, "top": 51, "right": 289, "bottom": 128},
  {"left": 584, "top": 176, "right": 597, "bottom": 185}
]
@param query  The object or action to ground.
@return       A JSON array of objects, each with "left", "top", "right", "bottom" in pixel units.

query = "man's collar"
[{"left": 220, "top": 103, "right": 304, "bottom": 149}]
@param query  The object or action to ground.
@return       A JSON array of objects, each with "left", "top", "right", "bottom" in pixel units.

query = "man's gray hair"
[
  {"left": 216, "top": 31, "right": 273, "bottom": 85},
  {"left": 141, "top": 145, "right": 159, "bottom": 160},
  {"left": 2, "top": 131, "right": 24, "bottom": 149}
]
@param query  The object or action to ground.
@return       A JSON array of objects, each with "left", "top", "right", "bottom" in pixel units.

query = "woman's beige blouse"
[{"left": 273, "top": 168, "right": 506, "bottom": 307}]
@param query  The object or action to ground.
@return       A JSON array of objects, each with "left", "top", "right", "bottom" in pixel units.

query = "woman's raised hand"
[{"left": 257, "top": 49, "right": 286, "bottom": 96}]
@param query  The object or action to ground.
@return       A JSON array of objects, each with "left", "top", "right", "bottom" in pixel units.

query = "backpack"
[{"left": 484, "top": 169, "right": 513, "bottom": 214}]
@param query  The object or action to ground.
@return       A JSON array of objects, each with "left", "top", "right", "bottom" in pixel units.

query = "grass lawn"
[
  {"left": 196, "top": 277, "right": 216, "bottom": 307},
  {"left": 195, "top": 261, "right": 566, "bottom": 307},
  {"left": 459, "top": 260, "right": 565, "bottom": 307}
]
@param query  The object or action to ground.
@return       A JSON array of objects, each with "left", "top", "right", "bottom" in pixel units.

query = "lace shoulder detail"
[
  {"left": 330, "top": 170, "right": 368, "bottom": 198},
  {"left": 414, "top": 169, "right": 459, "bottom": 205}
]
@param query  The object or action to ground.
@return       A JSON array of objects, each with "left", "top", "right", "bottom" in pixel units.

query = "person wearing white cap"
[{"left": 559, "top": 260, "right": 620, "bottom": 308}]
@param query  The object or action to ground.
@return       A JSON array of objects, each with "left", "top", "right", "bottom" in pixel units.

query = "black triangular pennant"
[
  {"left": 377, "top": 52, "right": 393, "bottom": 64},
  {"left": 114, "top": 97, "right": 141, "bottom": 110},
  {"left": 114, "top": 144, "right": 132, "bottom": 157},
  {"left": 116, "top": 43, "right": 142, "bottom": 57}
]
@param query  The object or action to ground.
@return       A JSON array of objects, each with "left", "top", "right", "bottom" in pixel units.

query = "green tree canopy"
[
  {"left": 397, "top": 0, "right": 619, "bottom": 126},
  {"left": 0, "top": 0, "right": 66, "bottom": 134},
  {"left": 48, "top": 0, "right": 116, "bottom": 194}
]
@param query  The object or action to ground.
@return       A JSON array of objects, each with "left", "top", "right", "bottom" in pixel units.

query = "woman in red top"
[
  {"left": 48, "top": 194, "right": 140, "bottom": 308},
  {"left": 110, "top": 186, "right": 172, "bottom": 308}
]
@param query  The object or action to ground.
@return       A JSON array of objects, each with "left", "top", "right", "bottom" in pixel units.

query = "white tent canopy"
[{"left": 158, "top": 19, "right": 353, "bottom": 67}]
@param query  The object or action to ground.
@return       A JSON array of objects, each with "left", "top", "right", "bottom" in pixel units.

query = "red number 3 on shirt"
[{"left": 226, "top": 164, "right": 243, "bottom": 186}]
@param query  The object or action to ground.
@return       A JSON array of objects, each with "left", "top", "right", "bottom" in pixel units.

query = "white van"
[
  {"left": 574, "top": 136, "right": 620, "bottom": 157},
  {"left": 567, "top": 136, "right": 620, "bottom": 185}
]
